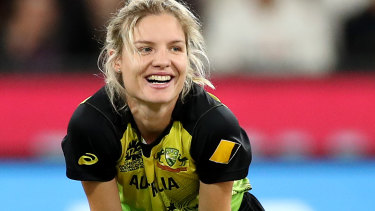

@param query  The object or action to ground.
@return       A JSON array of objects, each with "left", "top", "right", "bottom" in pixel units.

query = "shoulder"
[
  {"left": 185, "top": 83, "right": 240, "bottom": 135},
  {"left": 68, "top": 86, "right": 128, "bottom": 137},
  {"left": 62, "top": 87, "right": 126, "bottom": 181},
  {"left": 173, "top": 84, "right": 225, "bottom": 132},
  {"left": 191, "top": 97, "right": 245, "bottom": 153},
  {"left": 197, "top": 104, "right": 240, "bottom": 138}
]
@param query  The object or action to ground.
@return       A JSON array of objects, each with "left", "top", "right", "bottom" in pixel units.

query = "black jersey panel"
[
  {"left": 190, "top": 105, "right": 252, "bottom": 184},
  {"left": 172, "top": 84, "right": 223, "bottom": 134},
  {"left": 62, "top": 97, "right": 123, "bottom": 181}
]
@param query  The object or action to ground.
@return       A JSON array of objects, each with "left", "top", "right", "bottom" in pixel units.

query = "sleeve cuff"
[{"left": 199, "top": 167, "right": 249, "bottom": 184}]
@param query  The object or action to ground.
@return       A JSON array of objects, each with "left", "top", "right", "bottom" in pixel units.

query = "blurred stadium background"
[{"left": 1, "top": 0, "right": 375, "bottom": 210}]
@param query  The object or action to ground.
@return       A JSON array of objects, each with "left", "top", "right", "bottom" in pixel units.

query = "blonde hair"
[{"left": 98, "top": 0, "right": 214, "bottom": 109}]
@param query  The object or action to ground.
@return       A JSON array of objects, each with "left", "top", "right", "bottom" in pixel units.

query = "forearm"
[
  {"left": 198, "top": 181, "right": 233, "bottom": 211},
  {"left": 82, "top": 178, "right": 122, "bottom": 211}
]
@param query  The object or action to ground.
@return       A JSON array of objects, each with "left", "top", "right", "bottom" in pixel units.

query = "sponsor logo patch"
[
  {"left": 119, "top": 140, "right": 144, "bottom": 172},
  {"left": 209, "top": 140, "right": 240, "bottom": 164},
  {"left": 78, "top": 153, "right": 98, "bottom": 165}
]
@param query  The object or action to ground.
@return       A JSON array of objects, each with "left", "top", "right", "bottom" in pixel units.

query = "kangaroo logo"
[
  {"left": 155, "top": 149, "right": 165, "bottom": 162},
  {"left": 177, "top": 154, "right": 188, "bottom": 166}
]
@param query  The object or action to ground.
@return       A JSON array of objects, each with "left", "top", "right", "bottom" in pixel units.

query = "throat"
[
  {"left": 135, "top": 116, "right": 173, "bottom": 145},
  {"left": 141, "top": 132, "right": 161, "bottom": 144},
  {"left": 127, "top": 94, "right": 177, "bottom": 144}
]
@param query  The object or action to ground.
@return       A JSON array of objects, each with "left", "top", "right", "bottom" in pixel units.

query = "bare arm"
[
  {"left": 198, "top": 181, "right": 233, "bottom": 211},
  {"left": 81, "top": 178, "right": 122, "bottom": 211}
]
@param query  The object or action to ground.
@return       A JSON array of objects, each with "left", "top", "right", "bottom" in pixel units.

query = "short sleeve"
[
  {"left": 61, "top": 103, "right": 121, "bottom": 181},
  {"left": 190, "top": 105, "right": 252, "bottom": 184}
]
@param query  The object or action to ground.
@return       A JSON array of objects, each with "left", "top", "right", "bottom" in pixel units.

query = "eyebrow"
[{"left": 134, "top": 40, "right": 185, "bottom": 45}]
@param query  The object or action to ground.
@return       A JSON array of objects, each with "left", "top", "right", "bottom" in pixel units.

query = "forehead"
[{"left": 133, "top": 13, "right": 185, "bottom": 42}]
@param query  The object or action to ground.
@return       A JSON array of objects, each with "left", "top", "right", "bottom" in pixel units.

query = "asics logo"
[{"left": 78, "top": 153, "right": 98, "bottom": 165}]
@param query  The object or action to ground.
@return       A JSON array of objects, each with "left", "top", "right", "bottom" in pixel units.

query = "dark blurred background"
[{"left": 0, "top": 0, "right": 375, "bottom": 210}]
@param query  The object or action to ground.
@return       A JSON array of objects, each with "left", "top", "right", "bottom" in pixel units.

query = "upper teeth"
[{"left": 147, "top": 75, "right": 171, "bottom": 81}]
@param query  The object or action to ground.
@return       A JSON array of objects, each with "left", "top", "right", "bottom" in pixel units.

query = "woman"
[{"left": 62, "top": 0, "right": 264, "bottom": 210}]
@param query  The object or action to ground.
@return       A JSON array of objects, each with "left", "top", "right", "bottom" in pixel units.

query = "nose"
[{"left": 152, "top": 49, "right": 171, "bottom": 69}]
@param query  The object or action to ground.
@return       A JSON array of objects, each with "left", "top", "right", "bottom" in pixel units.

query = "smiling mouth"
[{"left": 146, "top": 75, "right": 172, "bottom": 84}]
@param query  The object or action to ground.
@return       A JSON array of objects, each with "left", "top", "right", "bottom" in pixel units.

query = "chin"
[
  {"left": 148, "top": 97, "right": 177, "bottom": 105},
  {"left": 143, "top": 93, "right": 179, "bottom": 105}
]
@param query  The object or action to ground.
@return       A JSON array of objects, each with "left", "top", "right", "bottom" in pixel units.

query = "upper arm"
[
  {"left": 198, "top": 181, "right": 234, "bottom": 211},
  {"left": 61, "top": 104, "right": 121, "bottom": 181},
  {"left": 191, "top": 105, "right": 252, "bottom": 184},
  {"left": 82, "top": 178, "right": 122, "bottom": 211}
]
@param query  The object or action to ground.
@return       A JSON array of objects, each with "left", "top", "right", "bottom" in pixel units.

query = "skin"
[
  {"left": 82, "top": 179, "right": 122, "bottom": 211},
  {"left": 82, "top": 13, "right": 233, "bottom": 211},
  {"left": 199, "top": 181, "right": 234, "bottom": 211}
]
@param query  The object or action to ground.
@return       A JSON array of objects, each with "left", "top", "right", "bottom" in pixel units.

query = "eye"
[
  {"left": 171, "top": 46, "right": 185, "bottom": 53},
  {"left": 138, "top": 47, "right": 153, "bottom": 54}
]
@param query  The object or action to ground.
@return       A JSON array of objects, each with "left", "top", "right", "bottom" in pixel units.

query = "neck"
[{"left": 127, "top": 97, "right": 177, "bottom": 144}]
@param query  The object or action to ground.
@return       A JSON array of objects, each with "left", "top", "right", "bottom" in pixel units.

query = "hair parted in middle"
[{"left": 98, "top": 0, "right": 214, "bottom": 109}]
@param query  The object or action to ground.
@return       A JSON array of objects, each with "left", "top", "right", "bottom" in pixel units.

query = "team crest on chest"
[
  {"left": 155, "top": 148, "right": 188, "bottom": 172},
  {"left": 165, "top": 148, "right": 179, "bottom": 167}
]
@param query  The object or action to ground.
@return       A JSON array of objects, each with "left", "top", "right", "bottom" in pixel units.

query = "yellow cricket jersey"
[{"left": 62, "top": 83, "right": 252, "bottom": 211}]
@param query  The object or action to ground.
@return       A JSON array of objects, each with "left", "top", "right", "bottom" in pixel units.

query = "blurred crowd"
[
  {"left": 0, "top": 0, "right": 121, "bottom": 73},
  {"left": 0, "top": 0, "right": 374, "bottom": 75}
]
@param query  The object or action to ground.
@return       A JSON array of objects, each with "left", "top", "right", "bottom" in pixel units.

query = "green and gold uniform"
[{"left": 62, "top": 84, "right": 254, "bottom": 211}]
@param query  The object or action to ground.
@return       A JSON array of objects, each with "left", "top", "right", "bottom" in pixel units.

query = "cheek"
[
  {"left": 177, "top": 56, "right": 189, "bottom": 76},
  {"left": 120, "top": 58, "right": 142, "bottom": 78},
  {"left": 120, "top": 73, "right": 131, "bottom": 90}
]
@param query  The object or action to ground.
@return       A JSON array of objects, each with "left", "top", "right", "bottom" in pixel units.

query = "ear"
[{"left": 109, "top": 49, "right": 122, "bottom": 71}]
